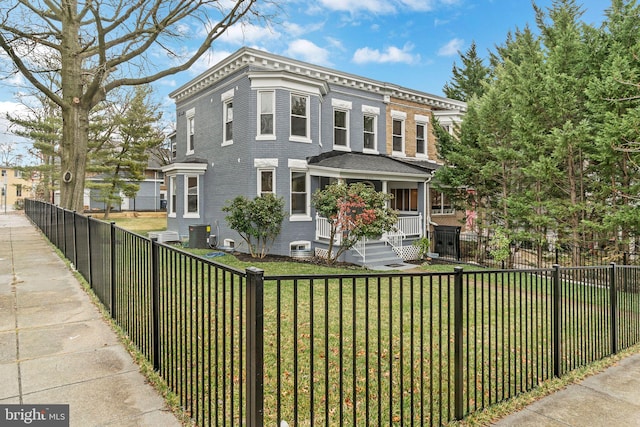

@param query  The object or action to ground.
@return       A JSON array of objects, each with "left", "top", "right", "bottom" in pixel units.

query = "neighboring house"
[
  {"left": 85, "top": 155, "right": 167, "bottom": 212},
  {"left": 1, "top": 166, "right": 36, "bottom": 211},
  {"left": 164, "top": 47, "right": 466, "bottom": 265}
]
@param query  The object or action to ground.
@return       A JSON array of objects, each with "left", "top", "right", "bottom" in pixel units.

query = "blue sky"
[
  {"left": 0, "top": 0, "right": 611, "bottom": 162},
  {"left": 153, "top": 0, "right": 610, "bottom": 98}
]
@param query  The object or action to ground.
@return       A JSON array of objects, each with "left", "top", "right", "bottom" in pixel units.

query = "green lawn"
[
  {"left": 112, "top": 215, "right": 167, "bottom": 235},
  {"left": 109, "top": 220, "right": 639, "bottom": 425}
]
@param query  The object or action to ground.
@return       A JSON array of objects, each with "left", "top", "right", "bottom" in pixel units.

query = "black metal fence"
[
  {"left": 24, "top": 199, "right": 640, "bottom": 426},
  {"left": 433, "top": 233, "right": 640, "bottom": 269}
]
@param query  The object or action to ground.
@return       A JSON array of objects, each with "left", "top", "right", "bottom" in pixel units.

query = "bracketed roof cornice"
[{"left": 170, "top": 47, "right": 467, "bottom": 113}]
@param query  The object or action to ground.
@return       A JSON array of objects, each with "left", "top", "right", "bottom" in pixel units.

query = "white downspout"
[{"left": 425, "top": 171, "right": 438, "bottom": 238}]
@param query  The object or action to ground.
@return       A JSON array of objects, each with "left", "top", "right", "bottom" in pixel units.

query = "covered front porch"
[
  {"left": 315, "top": 214, "right": 424, "bottom": 266},
  {"left": 307, "top": 151, "right": 438, "bottom": 267}
]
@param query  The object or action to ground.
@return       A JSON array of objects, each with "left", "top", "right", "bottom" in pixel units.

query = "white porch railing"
[
  {"left": 315, "top": 214, "right": 341, "bottom": 244},
  {"left": 315, "top": 213, "right": 423, "bottom": 263},
  {"left": 315, "top": 213, "right": 423, "bottom": 242},
  {"left": 395, "top": 213, "right": 423, "bottom": 238}
]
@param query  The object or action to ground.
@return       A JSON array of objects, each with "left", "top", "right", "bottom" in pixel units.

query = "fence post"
[
  {"left": 151, "top": 239, "right": 161, "bottom": 371},
  {"left": 454, "top": 266, "right": 464, "bottom": 420},
  {"left": 246, "top": 267, "right": 264, "bottom": 427},
  {"left": 552, "top": 264, "right": 562, "bottom": 377},
  {"left": 610, "top": 262, "right": 618, "bottom": 355},
  {"left": 87, "top": 217, "right": 93, "bottom": 289},
  {"left": 72, "top": 211, "right": 78, "bottom": 270},
  {"left": 110, "top": 222, "right": 117, "bottom": 319},
  {"left": 61, "top": 209, "right": 66, "bottom": 256}
]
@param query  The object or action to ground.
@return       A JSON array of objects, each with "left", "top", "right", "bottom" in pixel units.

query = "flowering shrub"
[{"left": 313, "top": 182, "right": 397, "bottom": 264}]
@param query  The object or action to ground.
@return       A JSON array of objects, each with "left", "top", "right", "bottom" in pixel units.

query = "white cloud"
[
  {"left": 325, "top": 37, "right": 346, "bottom": 52},
  {"left": 398, "top": 0, "right": 435, "bottom": 12},
  {"left": 318, "top": 0, "right": 395, "bottom": 14},
  {"left": 285, "top": 40, "right": 332, "bottom": 66},
  {"left": 352, "top": 44, "right": 420, "bottom": 65},
  {"left": 437, "top": 38, "right": 464, "bottom": 56},
  {"left": 188, "top": 49, "right": 235, "bottom": 76},
  {"left": 284, "top": 21, "right": 325, "bottom": 37},
  {"left": 317, "top": 0, "right": 458, "bottom": 13},
  {"left": 218, "top": 22, "right": 280, "bottom": 45}
]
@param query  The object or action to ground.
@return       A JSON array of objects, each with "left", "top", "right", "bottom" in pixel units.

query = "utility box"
[{"left": 188, "top": 224, "right": 210, "bottom": 249}]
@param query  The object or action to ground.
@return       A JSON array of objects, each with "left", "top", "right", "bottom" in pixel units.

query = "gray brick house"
[{"left": 163, "top": 47, "right": 466, "bottom": 266}]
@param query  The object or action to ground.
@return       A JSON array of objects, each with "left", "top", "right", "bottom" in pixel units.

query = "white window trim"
[
  {"left": 183, "top": 174, "right": 201, "bottom": 219},
  {"left": 332, "top": 99, "right": 352, "bottom": 151},
  {"left": 168, "top": 175, "right": 177, "bottom": 218},
  {"left": 254, "top": 159, "right": 278, "bottom": 196},
  {"left": 290, "top": 240, "right": 311, "bottom": 256},
  {"left": 333, "top": 108, "right": 351, "bottom": 151},
  {"left": 391, "top": 113, "right": 406, "bottom": 157},
  {"left": 289, "top": 162, "right": 311, "bottom": 221},
  {"left": 415, "top": 114, "right": 429, "bottom": 159},
  {"left": 257, "top": 90, "right": 276, "bottom": 141},
  {"left": 257, "top": 168, "right": 276, "bottom": 196},
  {"left": 186, "top": 108, "right": 195, "bottom": 155},
  {"left": 222, "top": 98, "right": 234, "bottom": 147},
  {"left": 363, "top": 105, "right": 379, "bottom": 154},
  {"left": 432, "top": 190, "right": 456, "bottom": 216},
  {"left": 290, "top": 93, "right": 312, "bottom": 144}
]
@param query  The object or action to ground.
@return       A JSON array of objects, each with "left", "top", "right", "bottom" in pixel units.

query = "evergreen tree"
[
  {"left": 443, "top": 41, "right": 490, "bottom": 101},
  {"left": 437, "top": 0, "right": 607, "bottom": 265},
  {"left": 7, "top": 95, "right": 62, "bottom": 203},
  {"left": 585, "top": 0, "right": 640, "bottom": 251},
  {"left": 534, "top": 0, "right": 593, "bottom": 263},
  {"left": 87, "top": 86, "right": 165, "bottom": 218}
]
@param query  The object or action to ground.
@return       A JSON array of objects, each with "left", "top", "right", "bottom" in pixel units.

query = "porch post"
[{"left": 382, "top": 180, "right": 388, "bottom": 208}]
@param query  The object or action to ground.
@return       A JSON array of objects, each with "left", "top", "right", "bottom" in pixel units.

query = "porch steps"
[{"left": 356, "top": 241, "right": 416, "bottom": 271}]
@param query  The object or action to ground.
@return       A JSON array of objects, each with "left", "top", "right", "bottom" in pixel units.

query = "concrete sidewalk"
[
  {"left": 493, "top": 352, "right": 640, "bottom": 426},
  {"left": 0, "top": 212, "right": 181, "bottom": 426}
]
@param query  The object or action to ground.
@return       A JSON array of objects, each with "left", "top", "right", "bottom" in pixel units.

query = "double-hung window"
[
  {"left": 258, "top": 91, "right": 275, "bottom": 139},
  {"left": 186, "top": 108, "right": 195, "bottom": 155},
  {"left": 291, "top": 93, "right": 310, "bottom": 142},
  {"left": 362, "top": 105, "right": 379, "bottom": 153},
  {"left": 290, "top": 170, "right": 308, "bottom": 216},
  {"left": 334, "top": 109, "right": 348, "bottom": 148},
  {"left": 332, "top": 99, "right": 352, "bottom": 150},
  {"left": 364, "top": 114, "right": 376, "bottom": 151},
  {"left": 221, "top": 88, "right": 234, "bottom": 146},
  {"left": 391, "top": 110, "right": 406, "bottom": 155},
  {"left": 392, "top": 119, "right": 404, "bottom": 153},
  {"left": 169, "top": 176, "right": 177, "bottom": 217},
  {"left": 415, "top": 114, "right": 429, "bottom": 157},
  {"left": 185, "top": 175, "right": 200, "bottom": 217},
  {"left": 416, "top": 124, "right": 426, "bottom": 155},
  {"left": 223, "top": 99, "right": 233, "bottom": 143},
  {"left": 258, "top": 169, "right": 275, "bottom": 196}
]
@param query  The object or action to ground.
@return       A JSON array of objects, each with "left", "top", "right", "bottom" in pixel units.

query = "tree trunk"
[
  {"left": 59, "top": 104, "right": 89, "bottom": 212},
  {"left": 58, "top": 0, "right": 89, "bottom": 212},
  {"left": 567, "top": 144, "right": 581, "bottom": 266}
]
